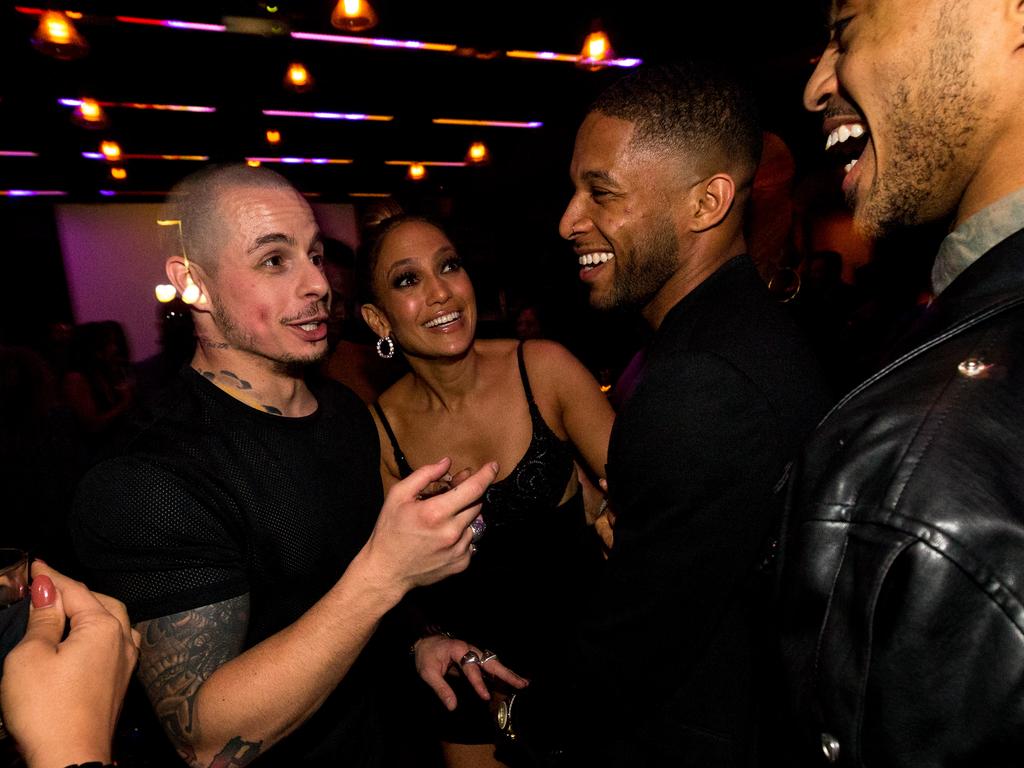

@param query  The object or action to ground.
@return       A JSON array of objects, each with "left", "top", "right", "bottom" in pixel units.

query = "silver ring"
[
  {"left": 460, "top": 650, "right": 481, "bottom": 666},
  {"left": 470, "top": 543, "right": 478, "bottom": 555},
  {"left": 479, "top": 649, "right": 498, "bottom": 664},
  {"left": 469, "top": 514, "right": 486, "bottom": 543}
]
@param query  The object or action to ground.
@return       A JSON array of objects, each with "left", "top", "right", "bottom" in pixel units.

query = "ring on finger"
[
  {"left": 479, "top": 649, "right": 498, "bottom": 664},
  {"left": 461, "top": 650, "right": 481, "bottom": 666}
]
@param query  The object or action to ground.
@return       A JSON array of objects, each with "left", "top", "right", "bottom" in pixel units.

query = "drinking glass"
[{"left": 0, "top": 549, "right": 29, "bottom": 608}]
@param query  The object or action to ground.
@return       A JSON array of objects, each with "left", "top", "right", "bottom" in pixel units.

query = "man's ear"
[
  {"left": 360, "top": 303, "right": 391, "bottom": 340},
  {"left": 689, "top": 173, "right": 737, "bottom": 233},
  {"left": 1011, "top": 0, "right": 1024, "bottom": 48},
  {"left": 166, "top": 256, "right": 210, "bottom": 311}
]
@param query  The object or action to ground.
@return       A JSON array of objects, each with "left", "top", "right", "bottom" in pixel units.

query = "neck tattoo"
[{"left": 197, "top": 369, "right": 283, "bottom": 415}]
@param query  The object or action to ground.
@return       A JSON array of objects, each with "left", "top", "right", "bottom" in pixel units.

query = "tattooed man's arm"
[{"left": 136, "top": 595, "right": 263, "bottom": 768}]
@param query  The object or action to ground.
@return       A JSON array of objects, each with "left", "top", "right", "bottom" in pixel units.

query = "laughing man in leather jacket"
[{"left": 778, "top": 1, "right": 1024, "bottom": 766}]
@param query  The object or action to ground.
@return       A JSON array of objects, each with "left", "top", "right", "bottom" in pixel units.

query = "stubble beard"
[
  {"left": 854, "top": 8, "right": 979, "bottom": 237},
  {"left": 211, "top": 302, "right": 328, "bottom": 372},
  {"left": 591, "top": 214, "right": 680, "bottom": 312}
]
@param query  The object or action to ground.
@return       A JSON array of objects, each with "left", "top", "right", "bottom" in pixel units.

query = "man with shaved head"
[
  {"left": 478, "top": 61, "right": 829, "bottom": 767},
  {"left": 71, "top": 164, "right": 500, "bottom": 767},
  {"left": 778, "top": 0, "right": 1024, "bottom": 764}
]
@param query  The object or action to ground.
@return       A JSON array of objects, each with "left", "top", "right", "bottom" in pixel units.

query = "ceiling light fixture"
[
  {"left": 265, "top": 129, "right": 282, "bottom": 145},
  {"left": 407, "top": 163, "right": 426, "bottom": 181},
  {"left": 110, "top": 166, "right": 127, "bottom": 180},
  {"left": 432, "top": 118, "right": 543, "bottom": 129},
  {"left": 330, "top": 0, "right": 378, "bottom": 32},
  {"left": 262, "top": 109, "right": 393, "bottom": 121},
  {"left": 82, "top": 152, "right": 208, "bottom": 161},
  {"left": 60, "top": 98, "right": 217, "bottom": 113},
  {"left": 578, "top": 22, "right": 615, "bottom": 70},
  {"left": 291, "top": 30, "right": 455, "bottom": 52},
  {"left": 31, "top": 10, "right": 88, "bottom": 60},
  {"left": 386, "top": 160, "right": 468, "bottom": 168},
  {"left": 466, "top": 141, "right": 489, "bottom": 164},
  {"left": 100, "top": 140, "right": 122, "bottom": 161},
  {"left": 244, "top": 156, "right": 353, "bottom": 165},
  {"left": 72, "top": 98, "right": 108, "bottom": 129},
  {"left": 0, "top": 189, "right": 68, "bottom": 197},
  {"left": 284, "top": 62, "right": 313, "bottom": 92}
]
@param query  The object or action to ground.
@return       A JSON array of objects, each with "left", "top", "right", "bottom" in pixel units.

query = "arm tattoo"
[{"left": 135, "top": 594, "right": 262, "bottom": 766}]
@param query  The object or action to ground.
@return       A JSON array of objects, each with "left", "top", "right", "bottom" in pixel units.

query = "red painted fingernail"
[{"left": 31, "top": 574, "right": 56, "bottom": 608}]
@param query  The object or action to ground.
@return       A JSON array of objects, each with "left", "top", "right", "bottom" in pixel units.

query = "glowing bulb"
[
  {"left": 284, "top": 62, "right": 313, "bottom": 92},
  {"left": 100, "top": 140, "right": 121, "bottom": 160},
  {"left": 71, "top": 98, "right": 107, "bottom": 129},
  {"left": 407, "top": 163, "right": 426, "bottom": 181},
  {"left": 155, "top": 284, "right": 177, "bottom": 302},
  {"left": 46, "top": 15, "right": 72, "bottom": 44},
  {"left": 247, "top": 160, "right": 261, "bottom": 167},
  {"left": 265, "top": 129, "right": 281, "bottom": 144},
  {"left": 579, "top": 28, "right": 615, "bottom": 70},
  {"left": 79, "top": 99, "right": 102, "bottom": 120},
  {"left": 32, "top": 11, "right": 88, "bottom": 60},
  {"left": 181, "top": 279, "right": 201, "bottom": 305},
  {"left": 289, "top": 66, "right": 307, "bottom": 85},
  {"left": 65, "top": 11, "right": 83, "bottom": 19},
  {"left": 110, "top": 166, "right": 127, "bottom": 180},
  {"left": 331, "top": 0, "right": 378, "bottom": 31},
  {"left": 467, "top": 141, "right": 488, "bottom": 163}
]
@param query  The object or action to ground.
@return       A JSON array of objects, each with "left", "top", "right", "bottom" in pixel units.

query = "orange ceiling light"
[
  {"left": 265, "top": 129, "right": 282, "bottom": 145},
  {"left": 330, "top": 0, "right": 378, "bottom": 32},
  {"left": 110, "top": 166, "right": 127, "bottom": 180},
  {"left": 99, "top": 140, "right": 122, "bottom": 161},
  {"left": 407, "top": 163, "right": 426, "bottom": 181},
  {"left": 31, "top": 10, "right": 88, "bottom": 59},
  {"left": 284, "top": 62, "right": 313, "bottom": 92},
  {"left": 466, "top": 141, "right": 489, "bottom": 164},
  {"left": 579, "top": 25, "right": 614, "bottom": 70},
  {"left": 73, "top": 97, "right": 108, "bottom": 129}
]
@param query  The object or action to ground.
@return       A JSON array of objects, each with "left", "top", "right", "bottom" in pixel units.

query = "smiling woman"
[{"left": 357, "top": 210, "right": 615, "bottom": 768}]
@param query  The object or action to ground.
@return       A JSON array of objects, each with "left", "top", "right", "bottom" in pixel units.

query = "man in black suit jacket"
[{"left": 486, "top": 61, "right": 831, "bottom": 766}]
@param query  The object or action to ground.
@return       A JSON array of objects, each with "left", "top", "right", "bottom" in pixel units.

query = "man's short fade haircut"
[
  {"left": 591, "top": 59, "right": 763, "bottom": 187},
  {"left": 163, "top": 163, "right": 299, "bottom": 273}
]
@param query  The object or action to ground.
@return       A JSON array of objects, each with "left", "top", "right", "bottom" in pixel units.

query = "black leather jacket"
[{"left": 778, "top": 228, "right": 1024, "bottom": 767}]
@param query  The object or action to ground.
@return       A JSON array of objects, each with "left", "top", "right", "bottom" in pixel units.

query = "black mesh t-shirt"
[{"left": 71, "top": 367, "right": 395, "bottom": 766}]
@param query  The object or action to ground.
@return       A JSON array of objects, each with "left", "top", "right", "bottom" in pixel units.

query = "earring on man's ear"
[
  {"left": 376, "top": 335, "right": 395, "bottom": 359},
  {"left": 181, "top": 273, "right": 202, "bottom": 304},
  {"left": 158, "top": 217, "right": 205, "bottom": 305}
]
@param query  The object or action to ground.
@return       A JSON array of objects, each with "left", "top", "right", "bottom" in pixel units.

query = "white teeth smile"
[
  {"left": 578, "top": 252, "right": 614, "bottom": 267},
  {"left": 299, "top": 322, "right": 319, "bottom": 331},
  {"left": 424, "top": 311, "right": 460, "bottom": 328},
  {"left": 825, "top": 122, "right": 866, "bottom": 150},
  {"left": 844, "top": 158, "right": 859, "bottom": 174}
]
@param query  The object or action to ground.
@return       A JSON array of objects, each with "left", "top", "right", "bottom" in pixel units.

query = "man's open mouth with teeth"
[
  {"left": 578, "top": 251, "right": 615, "bottom": 270},
  {"left": 423, "top": 310, "right": 461, "bottom": 329},
  {"left": 823, "top": 107, "right": 872, "bottom": 199},
  {"left": 826, "top": 121, "right": 868, "bottom": 174}
]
